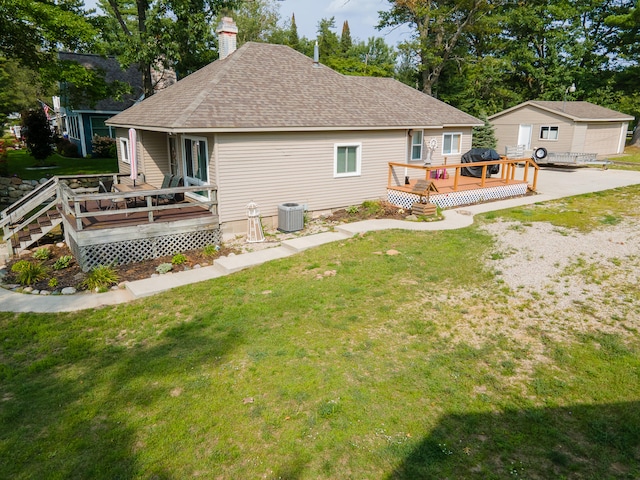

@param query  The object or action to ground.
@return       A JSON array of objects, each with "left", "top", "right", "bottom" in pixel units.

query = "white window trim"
[
  {"left": 442, "top": 132, "right": 462, "bottom": 155},
  {"left": 411, "top": 130, "right": 423, "bottom": 162},
  {"left": 334, "top": 143, "right": 362, "bottom": 178},
  {"left": 119, "top": 137, "right": 130, "bottom": 164},
  {"left": 182, "top": 135, "right": 210, "bottom": 184},
  {"left": 540, "top": 125, "right": 559, "bottom": 141}
]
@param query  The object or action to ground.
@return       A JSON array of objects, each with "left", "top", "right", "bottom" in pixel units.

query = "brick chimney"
[{"left": 217, "top": 17, "right": 238, "bottom": 60}]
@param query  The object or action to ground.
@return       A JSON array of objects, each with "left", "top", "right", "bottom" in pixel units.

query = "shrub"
[
  {"left": 81, "top": 265, "right": 119, "bottom": 291},
  {"left": 202, "top": 244, "right": 220, "bottom": 257},
  {"left": 53, "top": 255, "right": 73, "bottom": 270},
  {"left": 11, "top": 260, "right": 31, "bottom": 273},
  {"left": 171, "top": 253, "right": 187, "bottom": 265},
  {"left": 156, "top": 263, "right": 173, "bottom": 274},
  {"left": 0, "top": 140, "right": 8, "bottom": 176},
  {"left": 21, "top": 108, "right": 52, "bottom": 161},
  {"left": 55, "top": 137, "right": 79, "bottom": 158},
  {"left": 362, "top": 200, "right": 384, "bottom": 216},
  {"left": 48, "top": 278, "right": 58, "bottom": 289},
  {"left": 92, "top": 136, "right": 116, "bottom": 158},
  {"left": 11, "top": 260, "right": 49, "bottom": 286},
  {"left": 62, "top": 141, "right": 79, "bottom": 158},
  {"left": 345, "top": 205, "right": 359, "bottom": 215},
  {"left": 33, "top": 247, "right": 51, "bottom": 260}
]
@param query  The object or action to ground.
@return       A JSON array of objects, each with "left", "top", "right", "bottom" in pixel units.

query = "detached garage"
[{"left": 489, "top": 101, "right": 634, "bottom": 158}]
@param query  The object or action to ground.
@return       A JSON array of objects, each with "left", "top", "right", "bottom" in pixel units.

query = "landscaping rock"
[{"left": 61, "top": 287, "right": 77, "bottom": 295}]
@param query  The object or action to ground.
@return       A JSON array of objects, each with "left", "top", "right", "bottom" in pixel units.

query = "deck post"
[
  {"left": 146, "top": 196, "right": 154, "bottom": 223},
  {"left": 73, "top": 200, "right": 83, "bottom": 231}
]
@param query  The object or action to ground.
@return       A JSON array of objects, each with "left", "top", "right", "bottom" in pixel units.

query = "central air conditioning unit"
[{"left": 278, "top": 203, "right": 304, "bottom": 232}]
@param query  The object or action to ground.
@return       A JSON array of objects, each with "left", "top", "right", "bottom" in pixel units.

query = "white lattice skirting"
[
  {"left": 70, "top": 228, "right": 222, "bottom": 271},
  {"left": 388, "top": 183, "right": 529, "bottom": 210}
]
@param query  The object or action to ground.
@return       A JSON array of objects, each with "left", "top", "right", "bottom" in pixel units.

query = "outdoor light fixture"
[{"left": 563, "top": 83, "right": 576, "bottom": 111}]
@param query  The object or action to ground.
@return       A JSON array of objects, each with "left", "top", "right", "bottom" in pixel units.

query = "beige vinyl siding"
[
  {"left": 583, "top": 123, "right": 626, "bottom": 155},
  {"left": 491, "top": 106, "right": 576, "bottom": 154},
  {"left": 115, "top": 128, "right": 171, "bottom": 187},
  {"left": 214, "top": 130, "right": 405, "bottom": 223},
  {"left": 115, "top": 127, "right": 129, "bottom": 172},
  {"left": 139, "top": 131, "right": 170, "bottom": 187}
]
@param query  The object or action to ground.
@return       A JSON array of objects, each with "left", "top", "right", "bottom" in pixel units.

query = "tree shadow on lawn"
[
  {"left": 1, "top": 311, "right": 243, "bottom": 479},
  {"left": 388, "top": 401, "right": 640, "bottom": 479}
]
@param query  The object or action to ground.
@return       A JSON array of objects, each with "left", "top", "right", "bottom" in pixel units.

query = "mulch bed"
[
  {"left": 4, "top": 241, "right": 237, "bottom": 292},
  {"left": 3, "top": 201, "right": 428, "bottom": 291}
]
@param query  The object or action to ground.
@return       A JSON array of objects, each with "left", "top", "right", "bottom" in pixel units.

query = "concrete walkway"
[{"left": 2, "top": 166, "right": 639, "bottom": 313}]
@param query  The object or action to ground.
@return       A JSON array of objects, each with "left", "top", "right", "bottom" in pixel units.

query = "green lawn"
[
  {"left": 6, "top": 149, "right": 118, "bottom": 180},
  {"left": 1, "top": 188, "right": 640, "bottom": 478}
]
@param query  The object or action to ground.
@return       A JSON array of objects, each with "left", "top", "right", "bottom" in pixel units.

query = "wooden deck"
[
  {"left": 388, "top": 174, "right": 528, "bottom": 195},
  {"left": 55, "top": 176, "right": 222, "bottom": 271},
  {"left": 65, "top": 199, "right": 214, "bottom": 232},
  {"left": 387, "top": 158, "right": 539, "bottom": 209}
]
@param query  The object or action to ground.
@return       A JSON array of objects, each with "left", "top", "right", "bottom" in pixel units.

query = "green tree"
[
  {"left": 287, "top": 14, "right": 300, "bottom": 50},
  {"left": 226, "top": 0, "right": 281, "bottom": 44},
  {"left": 0, "top": 59, "right": 45, "bottom": 126},
  {"left": 21, "top": 108, "right": 53, "bottom": 162},
  {"left": 317, "top": 17, "right": 341, "bottom": 62},
  {"left": 0, "top": 0, "right": 96, "bottom": 68},
  {"left": 472, "top": 113, "right": 497, "bottom": 149},
  {"left": 97, "top": 0, "right": 238, "bottom": 97},
  {"left": 378, "top": 0, "right": 494, "bottom": 96},
  {"left": 340, "top": 21, "right": 352, "bottom": 53}
]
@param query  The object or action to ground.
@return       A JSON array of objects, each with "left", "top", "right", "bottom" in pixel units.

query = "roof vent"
[
  {"left": 313, "top": 41, "right": 319, "bottom": 67},
  {"left": 217, "top": 17, "right": 238, "bottom": 60}
]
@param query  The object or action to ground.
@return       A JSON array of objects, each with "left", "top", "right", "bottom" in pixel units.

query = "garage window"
[{"left": 540, "top": 126, "right": 559, "bottom": 140}]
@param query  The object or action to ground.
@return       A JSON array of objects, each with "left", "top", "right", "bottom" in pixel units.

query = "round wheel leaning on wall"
[{"left": 533, "top": 147, "right": 548, "bottom": 160}]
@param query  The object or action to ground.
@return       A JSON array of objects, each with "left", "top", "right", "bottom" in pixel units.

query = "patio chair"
[
  {"left": 98, "top": 180, "right": 127, "bottom": 211},
  {"left": 156, "top": 176, "right": 184, "bottom": 204}
]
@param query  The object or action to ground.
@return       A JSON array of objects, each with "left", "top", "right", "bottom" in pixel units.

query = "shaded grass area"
[
  {"left": 1, "top": 193, "right": 640, "bottom": 478},
  {"left": 6, "top": 149, "right": 117, "bottom": 181}
]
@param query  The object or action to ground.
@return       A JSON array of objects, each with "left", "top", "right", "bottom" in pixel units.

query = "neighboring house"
[
  {"left": 58, "top": 52, "right": 144, "bottom": 158},
  {"left": 107, "top": 19, "right": 482, "bottom": 236},
  {"left": 489, "top": 101, "right": 633, "bottom": 158}
]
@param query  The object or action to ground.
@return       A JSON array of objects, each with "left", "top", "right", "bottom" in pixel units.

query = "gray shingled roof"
[
  {"left": 490, "top": 100, "right": 634, "bottom": 122},
  {"left": 107, "top": 42, "right": 482, "bottom": 131}
]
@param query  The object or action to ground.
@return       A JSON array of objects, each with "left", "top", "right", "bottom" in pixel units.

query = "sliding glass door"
[{"left": 183, "top": 136, "right": 209, "bottom": 200}]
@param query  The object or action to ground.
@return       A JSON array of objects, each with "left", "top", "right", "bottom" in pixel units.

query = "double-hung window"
[
  {"left": 411, "top": 130, "right": 423, "bottom": 161},
  {"left": 334, "top": 143, "right": 361, "bottom": 177},
  {"left": 540, "top": 126, "right": 559, "bottom": 140},
  {"left": 119, "top": 137, "right": 130, "bottom": 164},
  {"left": 442, "top": 133, "right": 462, "bottom": 155}
]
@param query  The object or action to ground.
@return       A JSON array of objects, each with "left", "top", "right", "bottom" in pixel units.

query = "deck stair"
[{"left": 1, "top": 178, "right": 62, "bottom": 257}]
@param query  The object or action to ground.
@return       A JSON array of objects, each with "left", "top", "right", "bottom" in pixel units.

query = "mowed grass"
[
  {"left": 7, "top": 149, "right": 118, "bottom": 181},
  {"left": 2, "top": 189, "right": 640, "bottom": 478}
]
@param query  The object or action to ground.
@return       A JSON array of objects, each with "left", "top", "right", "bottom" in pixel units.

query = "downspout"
[{"left": 212, "top": 133, "right": 220, "bottom": 216}]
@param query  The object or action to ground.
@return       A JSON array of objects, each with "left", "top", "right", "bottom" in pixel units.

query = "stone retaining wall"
[{"left": 0, "top": 176, "right": 100, "bottom": 206}]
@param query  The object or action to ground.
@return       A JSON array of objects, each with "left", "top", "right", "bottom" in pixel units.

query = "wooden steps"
[{"left": 8, "top": 209, "right": 63, "bottom": 253}]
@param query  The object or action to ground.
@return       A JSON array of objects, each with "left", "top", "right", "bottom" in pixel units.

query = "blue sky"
[{"left": 276, "top": 0, "right": 411, "bottom": 46}]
